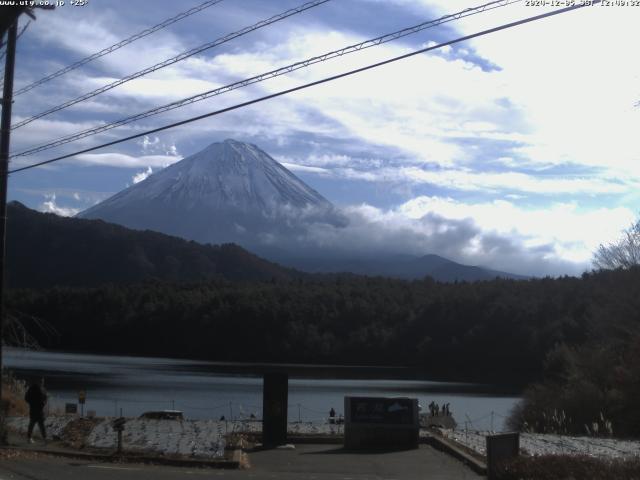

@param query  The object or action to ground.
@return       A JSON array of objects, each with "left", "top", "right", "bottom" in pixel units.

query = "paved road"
[{"left": 0, "top": 444, "right": 481, "bottom": 480}]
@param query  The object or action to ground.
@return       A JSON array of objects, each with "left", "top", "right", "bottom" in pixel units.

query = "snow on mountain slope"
[
  {"left": 78, "top": 139, "right": 338, "bottom": 246},
  {"left": 82, "top": 139, "right": 330, "bottom": 212}
]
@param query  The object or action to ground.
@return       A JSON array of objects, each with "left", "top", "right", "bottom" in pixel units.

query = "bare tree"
[
  {"left": 3, "top": 313, "right": 57, "bottom": 350},
  {"left": 593, "top": 218, "right": 640, "bottom": 270}
]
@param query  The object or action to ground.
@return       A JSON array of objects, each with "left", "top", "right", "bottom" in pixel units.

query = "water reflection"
[{"left": 4, "top": 348, "right": 520, "bottom": 430}]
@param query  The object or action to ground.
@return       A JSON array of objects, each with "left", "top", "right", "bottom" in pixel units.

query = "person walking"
[{"left": 24, "top": 380, "right": 47, "bottom": 444}]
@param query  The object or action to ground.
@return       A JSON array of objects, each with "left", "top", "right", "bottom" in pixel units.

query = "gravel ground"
[{"left": 441, "top": 428, "right": 640, "bottom": 459}]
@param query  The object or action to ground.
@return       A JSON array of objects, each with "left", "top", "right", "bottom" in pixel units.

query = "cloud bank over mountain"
[
  {"left": 74, "top": 139, "right": 618, "bottom": 277},
  {"left": 9, "top": 1, "right": 639, "bottom": 278}
]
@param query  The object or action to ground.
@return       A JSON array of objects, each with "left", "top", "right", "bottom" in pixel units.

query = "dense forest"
[{"left": 7, "top": 267, "right": 640, "bottom": 389}]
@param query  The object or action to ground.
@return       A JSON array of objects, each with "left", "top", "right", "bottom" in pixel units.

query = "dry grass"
[
  {"left": 494, "top": 455, "right": 640, "bottom": 480},
  {"left": 1, "top": 371, "right": 28, "bottom": 417},
  {"left": 62, "top": 417, "right": 102, "bottom": 449},
  {"left": 1, "top": 371, "right": 28, "bottom": 444}
]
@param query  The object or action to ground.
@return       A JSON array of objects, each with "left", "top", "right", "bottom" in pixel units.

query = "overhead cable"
[
  {"left": 12, "top": 0, "right": 226, "bottom": 96},
  {"left": 11, "top": 0, "right": 519, "bottom": 158},
  {"left": 11, "top": 0, "right": 331, "bottom": 129},
  {"left": 9, "top": 1, "right": 599, "bottom": 174}
]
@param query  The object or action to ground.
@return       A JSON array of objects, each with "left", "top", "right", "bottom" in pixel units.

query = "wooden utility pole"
[
  {"left": 0, "top": 7, "right": 53, "bottom": 434},
  {"left": 0, "top": 7, "right": 27, "bottom": 40},
  {"left": 0, "top": 18, "right": 17, "bottom": 432}
]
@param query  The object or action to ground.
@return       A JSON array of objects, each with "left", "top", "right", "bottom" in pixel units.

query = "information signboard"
[
  {"left": 344, "top": 396, "right": 419, "bottom": 449},
  {"left": 349, "top": 397, "right": 415, "bottom": 425}
]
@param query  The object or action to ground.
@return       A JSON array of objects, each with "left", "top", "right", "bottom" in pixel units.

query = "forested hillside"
[
  {"left": 6, "top": 201, "right": 301, "bottom": 287},
  {"left": 8, "top": 267, "right": 640, "bottom": 388}
]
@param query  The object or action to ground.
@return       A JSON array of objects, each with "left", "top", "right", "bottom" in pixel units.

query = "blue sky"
[{"left": 5, "top": 0, "right": 640, "bottom": 276}]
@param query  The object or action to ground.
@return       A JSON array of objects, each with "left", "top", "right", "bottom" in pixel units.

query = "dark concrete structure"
[
  {"left": 344, "top": 396, "right": 419, "bottom": 449},
  {"left": 486, "top": 432, "right": 519, "bottom": 480},
  {"left": 262, "top": 372, "right": 289, "bottom": 447}
]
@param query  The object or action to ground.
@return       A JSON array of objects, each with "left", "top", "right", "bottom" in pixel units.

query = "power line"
[
  {"left": 12, "top": 0, "right": 226, "bottom": 97},
  {"left": 11, "top": 0, "right": 331, "bottom": 130},
  {"left": 9, "top": 1, "right": 599, "bottom": 175},
  {"left": 11, "top": 0, "right": 520, "bottom": 159}
]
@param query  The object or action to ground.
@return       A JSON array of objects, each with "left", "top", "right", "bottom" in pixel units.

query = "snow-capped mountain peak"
[
  {"left": 77, "top": 139, "right": 335, "bottom": 246},
  {"left": 99, "top": 139, "right": 329, "bottom": 212}
]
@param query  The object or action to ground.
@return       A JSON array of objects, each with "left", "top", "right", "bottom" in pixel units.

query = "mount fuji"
[
  {"left": 78, "top": 139, "right": 524, "bottom": 281},
  {"left": 78, "top": 139, "right": 342, "bottom": 248}
]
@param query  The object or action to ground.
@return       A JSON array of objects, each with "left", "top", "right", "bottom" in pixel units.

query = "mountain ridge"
[
  {"left": 6, "top": 201, "right": 302, "bottom": 288},
  {"left": 268, "top": 251, "right": 527, "bottom": 281},
  {"left": 8, "top": 202, "right": 526, "bottom": 286}
]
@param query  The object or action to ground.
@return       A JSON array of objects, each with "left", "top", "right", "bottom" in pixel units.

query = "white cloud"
[
  {"left": 259, "top": 195, "right": 636, "bottom": 276},
  {"left": 140, "top": 136, "right": 160, "bottom": 152},
  {"left": 283, "top": 202, "right": 583, "bottom": 277},
  {"left": 40, "top": 194, "right": 79, "bottom": 217},
  {"left": 28, "top": 12, "right": 186, "bottom": 78},
  {"left": 277, "top": 153, "right": 384, "bottom": 171},
  {"left": 281, "top": 163, "right": 330, "bottom": 174},
  {"left": 421, "top": 2, "right": 640, "bottom": 174},
  {"left": 74, "top": 153, "right": 181, "bottom": 168},
  {"left": 132, "top": 166, "right": 153, "bottom": 184},
  {"left": 166, "top": 143, "right": 179, "bottom": 156},
  {"left": 394, "top": 168, "right": 632, "bottom": 195},
  {"left": 288, "top": 162, "right": 632, "bottom": 196},
  {"left": 14, "top": 187, "right": 112, "bottom": 205},
  {"left": 298, "top": 154, "right": 362, "bottom": 167},
  {"left": 138, "top": 135, "right": 181, "bottom": 158},
  {"left": 397, "top": 196, "right": 636, "bottom": 265},
  {"left": 9, "top": 117, "right": 109, "bottom": 158}
]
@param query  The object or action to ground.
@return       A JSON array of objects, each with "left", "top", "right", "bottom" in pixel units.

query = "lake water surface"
[{"left": 3, "top": 348, "right": 520, "bottom": 431}]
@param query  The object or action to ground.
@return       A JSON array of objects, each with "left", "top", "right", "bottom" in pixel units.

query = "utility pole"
[
  {"left": 0, "top": 18, "right": 18, "bottom": 435},
  {"left": 0, "top": 7, "right": 53, "bottom": 437},
  {"left": 0, "top": 7, "right": 27, "bottom": 40}
]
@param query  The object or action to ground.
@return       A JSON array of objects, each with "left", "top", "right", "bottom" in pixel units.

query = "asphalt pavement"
[{"left": 0, "top": 443, "right": 481, "bottom": 480}]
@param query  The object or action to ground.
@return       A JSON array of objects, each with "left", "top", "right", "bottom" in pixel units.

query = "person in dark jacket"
[{"left": 24, "top": 380, "right": 47, "bottom": 443}]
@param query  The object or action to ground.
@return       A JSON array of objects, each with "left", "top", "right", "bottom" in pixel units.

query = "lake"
[{"left": 3, "top": 348, "right": 520, "bottom": 431}]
